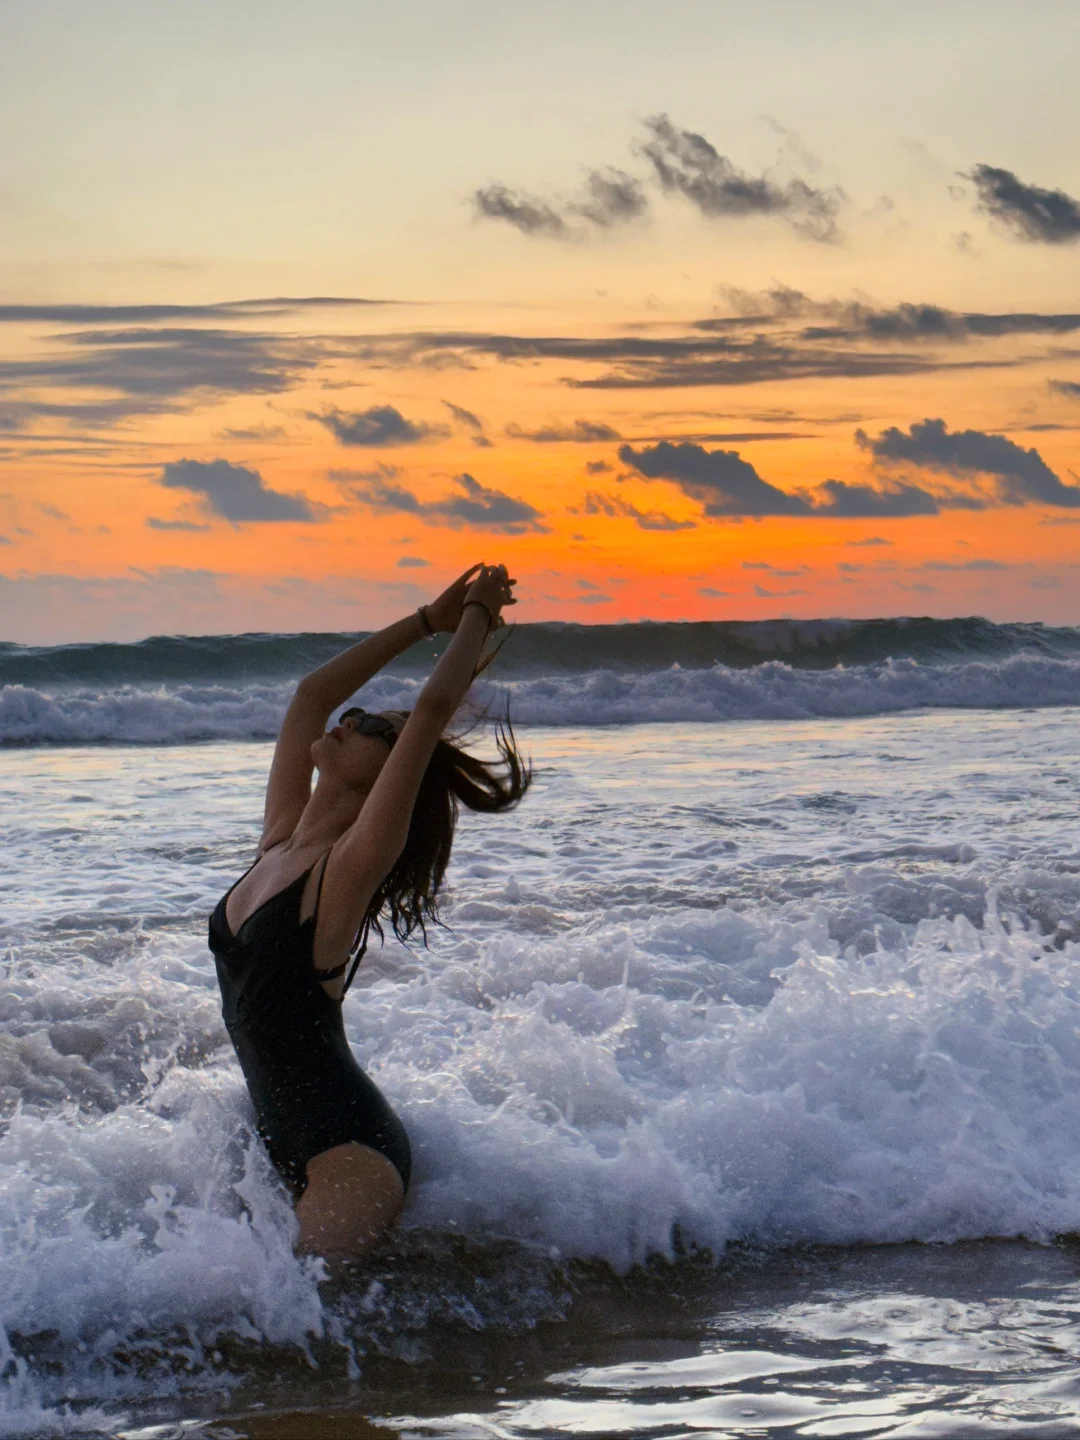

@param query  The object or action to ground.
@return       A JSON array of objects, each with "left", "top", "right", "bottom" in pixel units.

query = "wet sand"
[{"left": 110, "top": 1238, "right": 1080, "bottom": 1440}]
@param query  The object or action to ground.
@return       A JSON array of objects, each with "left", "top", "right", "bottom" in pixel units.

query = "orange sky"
[{"left": 2, "top": 1, "right": 1080, "bottom": 642}]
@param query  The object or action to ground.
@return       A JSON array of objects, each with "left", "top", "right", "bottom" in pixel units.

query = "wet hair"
[{"left": 354, "top": 715, "right": 531, "bottom": 961}]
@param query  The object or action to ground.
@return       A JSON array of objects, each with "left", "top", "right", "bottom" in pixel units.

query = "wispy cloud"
[
  {"left": 506, "top": 418, "right": 622, "bottom": 443},
  {"left": 965, "top": 163, "right": 1080, "bottom": 244},
  {"left": 312, "top": 403, "right": 448, "bottom": 447},
  {"left": 638, "top": 113, "right": 844, "bottom": 242},
  {"left": 579, "top": 490, "right": 696, "bottom": 531},
  {"left": 336, "top": 469, "right": 548, "bottom": 534}
]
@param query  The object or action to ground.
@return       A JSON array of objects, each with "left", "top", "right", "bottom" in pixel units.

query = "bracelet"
[
  {"left": 462, "top": 599, "right": 495, "bottom": 630},
  {"left": 416, "top": 605, "right": 435, "bottom": 639}
]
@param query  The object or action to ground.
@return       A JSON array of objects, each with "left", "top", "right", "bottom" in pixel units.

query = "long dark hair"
[{"left": 354, "top": 714, "right": 531, "bottom": 961}]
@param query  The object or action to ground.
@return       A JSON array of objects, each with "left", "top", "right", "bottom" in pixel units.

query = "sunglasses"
[{"left": 338, "top": 708, "right": 399, "bottom": 746}]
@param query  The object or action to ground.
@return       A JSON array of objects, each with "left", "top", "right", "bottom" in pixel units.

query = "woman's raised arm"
[
  {"left": 260, "top": 565, "right": 483, "bottom": 850},
  {"left": 314, "top": 565, "right": 515, "bottom": 960}
]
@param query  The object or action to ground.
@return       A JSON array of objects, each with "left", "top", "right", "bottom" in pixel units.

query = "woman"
[{"left": 208, "top": 563, "right": 529, "bottom": 1260}]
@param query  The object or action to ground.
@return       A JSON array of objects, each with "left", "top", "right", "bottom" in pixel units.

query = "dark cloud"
[
  {"left": 847, "top": 535, "right": 893, "bottom": 547},
  {"left": 145, "top": 516, "right": 212, "bottom": 532},
  {"left": 701, "top": 290, "right": 1080, "bottom": 344},
  {"left": 619, "top": 441, "right": 808, "bottom": 516},
  {"left": 630, "top": 430, "right": 814, "bottom": 442},
  {"left": 0, "top": 327, "right": 319, "bottom": 404},
  {"left": 585, "top": 460, "right": 612, "bottom": 475},
  {"left": 570, "top": 168, "right": 649, "bottom": 228},
  {"left": 396, "top": 555, "right": 430, "bottom": 567},
  {"left": 0, "top": 296, "right": 390, "bottom": 325},
  {"left": 1050, "top": 380, "right": 1080, "bottom": 399},
  {"left": 966, "top": 164, "right": 1080, "bottom": 244},
  {"left": 473, "top": 166, "right": 648, "bottom": 242},
  {"left": 699, "top": 286, "right": 1080, "bottom": 343},
  {"left": 620, "top": 440, "right": 981, "bottom": 519},
  {"left": 506, "top": 418, "right": 622, "bottom": 443},
  {"left": 372, "top": 328, "right": 1004, "bottom": 390},
  {"left": 313, "top": 404, "right": 447, "bottom": 447},
  {"left": 753, "top": 584, "right": 807, "bottom": 598},
  {"left": 340, "top": 469, "right": 548, "bottom": 534},
  {"left": 159, "top": 458, "right": 319, "bottom": 523},
  {"left": 859, "top": 417, "right": 1080, "bottom": 508},
  {"left": 580, "top": 490, "right": 696, "bottom": 531},
  {"left": 638, "top": 114, "right": 843, "bottom": 242},
  {"left": 473, "top": 184, "right": 571, "bottom": 239},
  {"left": 805, "top": 478, "right": 952, "bottom": 517},
  {"left": 443, "top": 400, "right": 493, "bottom": 448},
  {"left": 438, "top": 473, "right": 549, "bottom": 532},
  {"left": 742, "top": 561, "right": 808, "bottom": 577},
  {"left": 699, "top": 585, "right": 731, "bottom": 597},
  {"left": 331, "top": 466, "right": 421, "bottom": 514},
  {"left": 443, "top": 400, "right": 484, "bottom": 431}
]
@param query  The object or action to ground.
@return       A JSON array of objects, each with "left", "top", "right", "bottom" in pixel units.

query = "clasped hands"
[{"left": 423, "top": 563, "right": 518, "bottom": 635}]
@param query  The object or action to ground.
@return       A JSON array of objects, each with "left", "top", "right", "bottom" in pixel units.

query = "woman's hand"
[
  {"left": 424, "top": 564, "right": 484, "bottom": 634},
  {"left": 463, "top": 563, "right": 517, "bottom": 630}
]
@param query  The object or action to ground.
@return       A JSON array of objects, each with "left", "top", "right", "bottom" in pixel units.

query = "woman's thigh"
[{"left": 294, "top": 1141, "right": 406, "bottom": 1260}]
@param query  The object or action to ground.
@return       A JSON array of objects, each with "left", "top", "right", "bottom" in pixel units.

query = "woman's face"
[{"left": 311, "top": 712, "right": 395, "bottom": 792}]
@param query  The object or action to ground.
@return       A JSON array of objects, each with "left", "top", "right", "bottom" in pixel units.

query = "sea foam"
[{"left": 5, "top": 650, "right": 1080, "bottom": 744}]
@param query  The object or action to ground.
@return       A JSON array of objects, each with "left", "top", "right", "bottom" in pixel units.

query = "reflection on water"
[{"left": 110, "top": 1241, "right": 1080, "bottom": 1439}]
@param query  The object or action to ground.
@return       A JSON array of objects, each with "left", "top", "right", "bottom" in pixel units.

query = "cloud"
[
  {"left": 1050, "top": 380, "right": 1080, "bottom": 400},
  {"left": 0, "top": 327, "right": 323, "bottom": 427},
  {"left": 585, "top": 460, "right": 612, "bottom": 475},
  {"left": 506, "top": 418, "right": 622, "bottom": 443},
  {"left": 145, "top": 516, "right": 212, "bottom": 532},
  {"left": 473, "top": 184, "right": 571, "bottom": 239},
  {"left": 619, "top": 439, "right": 984, "bottom": 519},
  {"left": 742, "top": 561, "right": 808, "bottom": 577},
  {"left": 437, "top": 473, "right": 549, "bottom": 532},
  {"left": 313, "top": 404, "right": 447, "bottom": 447},
  {"left": 570, "top": 168, "right": 649, "bottom": 228},
  {"left": 473, "top": 167, "right": 648, "bottom": 241},
  {"left": 920, "top": 558, "right": 1008, "bottom": 571},
  {"left": 966, "top": 163, "right": 1080, "bottom": 244},
  {"left": 442, "top": 399, "right": 490, "bottom": 442},
  {"left": 858, "top": 417, "right": 1080, "bottom": 507},
  {"left": 638, "top": 113, "right": 843, "bottom": 242},
  {"left": 397, "top": 555, "right": 430, "bottom": 567},
  {"left": 159, "top": 457, "right": 320, "bottom": 522},
  {"left": 699, "top": 586, "right": 731, "bottom": 597},
  {"left": 580, "top": 490, "right": 696, "bottom": 531},
  {"left": 804, "top": 477, "right": 953, "bottom": 516},
  {"left": 217, "top": 423, "right": 287, "bottom": 442},
  {"left": 619, "top": 440, "right": 807, "bottom": 516},
  {"left": 753, "top": 584, "right": 807, "bottom": 598},
  {"left": 342, "top": 469, "right": 548, "bottom": 534},
  {"left": 701, "top": 286, "right": 1080, "bottom": 343},
  {"left": 0, "top": 296, "right": 391, "bottom": 325},
  {"left": 847, "top": 535, "right": 893, "bottom": 546}
]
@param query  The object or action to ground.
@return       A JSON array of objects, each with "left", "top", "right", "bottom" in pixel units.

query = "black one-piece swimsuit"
[{"left": 208, "top": 860, "right": 411, "bottom": 1195}]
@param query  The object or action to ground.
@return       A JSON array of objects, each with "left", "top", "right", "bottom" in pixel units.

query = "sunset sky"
[{"left": 2, "top": 0, "right": 1079, "bottom": 643}]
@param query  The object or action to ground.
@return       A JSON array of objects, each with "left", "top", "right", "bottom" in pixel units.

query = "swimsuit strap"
[
  {"left": 340, "top": 915, "right": 373, "bottom": 997},
  {"left": 307, "top": 849, "right": 374, "bottom": 994}
]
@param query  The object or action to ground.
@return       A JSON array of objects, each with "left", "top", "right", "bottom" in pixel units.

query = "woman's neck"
[{"left": 288, "top": 778, "right": 366, "bottom": 852}]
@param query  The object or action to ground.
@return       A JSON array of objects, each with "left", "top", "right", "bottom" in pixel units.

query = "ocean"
[{"left": 5, "top": 617, "right": 1080, "bottom": 1438}]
